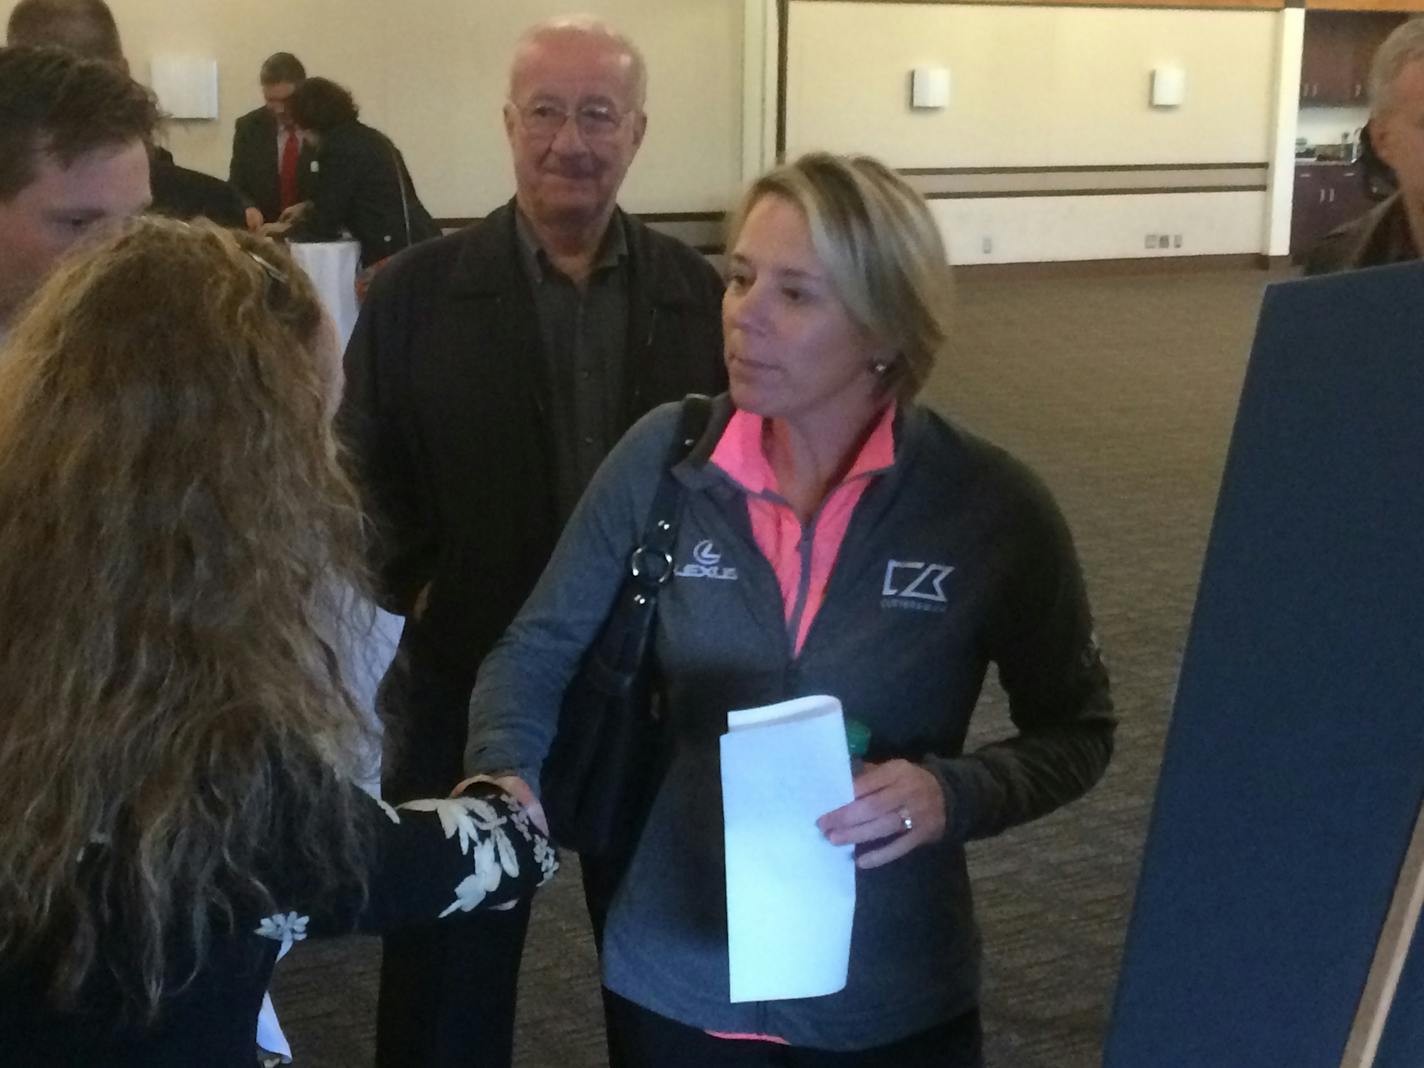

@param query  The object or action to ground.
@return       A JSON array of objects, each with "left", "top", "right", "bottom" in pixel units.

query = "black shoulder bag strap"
[
  {"left": 596, "top": 393, "right": 713, "bottom": 669},
  {"left": 542, "top": 393, "right": 714, "bottom": 859}
]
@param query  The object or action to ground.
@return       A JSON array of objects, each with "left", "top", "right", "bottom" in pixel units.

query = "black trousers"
[
  {"left": 376, "top": 902, "right": 532, "bottom": 1068},
  {"left": 601, "top": 991, "right": 984, "bottom": 1068},
  {"left": 375, "top": 657, "right": 531, "bottom": 1068}
]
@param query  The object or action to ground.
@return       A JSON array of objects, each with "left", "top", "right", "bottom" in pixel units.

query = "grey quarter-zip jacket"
[{"left": 467, "top": 393, "right": 1115, "bottom": 1051}]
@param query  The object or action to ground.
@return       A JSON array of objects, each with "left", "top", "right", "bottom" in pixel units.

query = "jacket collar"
[
  {"left": 448, "top": 197, "right": 706, "bottom": 308},
  {"left": 1343, "top": 193, "right": 1417, "bottom": 269},
  {"left": 677, "top": 395, "right": 923, "bottom": 494}
]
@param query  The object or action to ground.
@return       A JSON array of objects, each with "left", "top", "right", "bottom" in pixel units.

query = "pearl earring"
[{"left": 872, "top": 360, "right": 890, "bottom": 375}]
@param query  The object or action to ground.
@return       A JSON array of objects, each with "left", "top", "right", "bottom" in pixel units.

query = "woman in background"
[
  {"left": 272, "top": 75, "right": 438, "bottom": 269},
  {"left": 0, "top": 218, "right": 553, "bottom": 1067}
]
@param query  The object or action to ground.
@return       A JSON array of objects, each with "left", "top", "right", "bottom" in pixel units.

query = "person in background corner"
[
  {"left": 335, "top": 15, "right": 726, "bottom": 1068},
  {"left": 464, "top": 152, "right": 1115, "bottom": 1067},
  {"left": 1308, "top": 18, "right": 1424, "bottom": 274},
  {"left": 267, "top": 76, "right": 438, "bottom": 272}
]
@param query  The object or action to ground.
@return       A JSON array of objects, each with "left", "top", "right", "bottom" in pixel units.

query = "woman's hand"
[
  {"left": 451, "top": 773, "right": 548, "bottom": 837},
  {"left": 816, "top": 759, "right": 947, "bottom": 869}
]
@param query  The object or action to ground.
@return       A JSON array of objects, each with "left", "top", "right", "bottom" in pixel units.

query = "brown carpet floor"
[{"left": 269, "top": 263, "right": 1296, "bottom": 1067}]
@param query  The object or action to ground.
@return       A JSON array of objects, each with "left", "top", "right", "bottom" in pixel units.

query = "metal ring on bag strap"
[{"left": 628, "top": 546, "right": 674, "bottom": 585}]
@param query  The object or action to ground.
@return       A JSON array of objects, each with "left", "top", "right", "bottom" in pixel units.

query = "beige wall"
[
  {"left": 787, "top": 3, "right": 1278, "bottom": 167},
  {"left": 3, "top": 0, "right": 1308, "bottom": 261},
  {"left": 935, "top": 191, "right": 1269, "bottom": 264},
  {"left": 1, "top": 0, "right": 747, "bottom": 217},
  {"left": 786, "top": 0, "right": 1284, "bottom": 261}
]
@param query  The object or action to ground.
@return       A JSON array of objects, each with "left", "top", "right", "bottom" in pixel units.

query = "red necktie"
[{"left": 279, "top": 130, "right": 299, "bottom": 212}]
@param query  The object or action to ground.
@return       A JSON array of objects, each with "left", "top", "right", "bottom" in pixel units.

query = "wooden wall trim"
[
  {"left": 792, "top": 0, "right": 1286, "bottom": 9},
  {"left": 904, "top": 163, "right": 1269, "bottom": 196},
  {"left": 902, "top": 162, "right": 1269, "bottom": 175},
  {"left": 776, "top": 0, "right": 790, "bottom": 163},
  {"left": 1306, "top": 0, "right": 1424, "bottom": 9},
  {"left": 955, "top": 253, "right": 1276, "bottom": 277},
  {"left": 926, "top": 183, "right": 1267, "bottom": 198}
]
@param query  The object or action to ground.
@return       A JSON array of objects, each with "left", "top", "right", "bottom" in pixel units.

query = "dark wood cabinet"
[
  {"left": 1291, "top": 164, "right": 1374, "bottom": 261},
  {"left": 1300, "top": 12, "right": 1408, "bottom": 106}
]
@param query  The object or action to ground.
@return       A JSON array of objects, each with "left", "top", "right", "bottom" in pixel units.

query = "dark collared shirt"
[{"left": 515, "top": 209, "right": 631, "bottom": 522}]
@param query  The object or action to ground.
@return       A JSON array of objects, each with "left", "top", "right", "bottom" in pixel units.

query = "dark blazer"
[
  {"left": 1305, "top": 193, "right": 1418, "bottom": 275},
  {"left": 294, "top": 120, "right": 438, "bottom": 267},
  {"left": 228, "top": 106, "right": 314, "bottom": 223},
  {"left": 337, "top": 201, "right": 726, "bottom": 797},
  {"left": 149, "top": 148, "right": 245, "bottom": 228}
]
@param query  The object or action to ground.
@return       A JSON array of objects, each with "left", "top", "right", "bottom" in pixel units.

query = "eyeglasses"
[{"left": 511, "top": 100, "right": 631, "bottom": 143}]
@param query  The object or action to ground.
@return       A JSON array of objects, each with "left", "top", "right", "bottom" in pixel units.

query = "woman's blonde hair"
[
  {"left": 0, "top": 217, "right": 375, "bottom": 1017},
  {"left": 726, "top": 152, "right": 953, "bottom": 401}
]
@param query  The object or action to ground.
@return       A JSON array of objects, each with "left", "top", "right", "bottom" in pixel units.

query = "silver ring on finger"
[{"left": 899, "top": 806, "right": 914, "bottom": 833}]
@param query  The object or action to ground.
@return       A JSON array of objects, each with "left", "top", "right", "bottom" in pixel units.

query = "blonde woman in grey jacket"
[{"left": 468, "top": 152, "right": 1115, "bottom": 1067}]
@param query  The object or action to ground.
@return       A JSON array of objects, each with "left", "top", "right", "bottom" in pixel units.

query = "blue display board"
[{"left": 1105, "top": 262, "right": 1424, "bottom": 1067}]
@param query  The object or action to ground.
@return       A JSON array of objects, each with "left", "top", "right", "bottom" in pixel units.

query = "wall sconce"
[
  {"left": 1151, "top": 66, "right": 1186, "bottom": 109},
  {"left": 150, "top": 56, "right": 219, "bottom": 120},
  {"left": 910, "top": 66, "right": 951, "bottom": 110}
]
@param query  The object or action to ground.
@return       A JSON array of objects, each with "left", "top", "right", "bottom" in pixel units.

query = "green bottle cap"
[{"left": 845, "top": 717, "right": 871, "bottom": 758}]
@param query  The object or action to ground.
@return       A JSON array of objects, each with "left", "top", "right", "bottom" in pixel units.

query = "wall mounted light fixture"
[
  {"left": 910, "top": 66, "right": 951, "bottom": 110},
  {"left": 150, "top": 56, "right": 219, "bottom": 120},
  {"left": 1151, "top": 66, "right": 1186, "bottom": 109}
]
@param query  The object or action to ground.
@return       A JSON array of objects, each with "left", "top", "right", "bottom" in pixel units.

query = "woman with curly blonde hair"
[{"left": 0, "top": 217, "right": 553, "bottom": 1066}]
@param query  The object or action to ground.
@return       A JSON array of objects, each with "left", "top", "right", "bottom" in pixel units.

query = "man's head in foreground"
[{"left": 0, "top": 45, "right": 157, "bottom": 328}]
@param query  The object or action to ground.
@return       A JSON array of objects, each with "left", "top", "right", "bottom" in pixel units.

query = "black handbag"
[{"left": 541, "top": 394, "right": 713, "bottom": 856}]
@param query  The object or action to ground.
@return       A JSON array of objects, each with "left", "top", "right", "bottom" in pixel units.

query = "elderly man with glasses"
[{"left": 338, "top": 15, "right": 725, "bottom": 1068}]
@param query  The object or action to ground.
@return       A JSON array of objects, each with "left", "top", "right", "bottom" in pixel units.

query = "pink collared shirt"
[{"left": 709, "top": 403, "right": 898, "bottom": 657}]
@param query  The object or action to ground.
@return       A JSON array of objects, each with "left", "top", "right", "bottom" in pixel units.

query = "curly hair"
[
  {"left": 0, "top": 217, "right": 378, "bottom": 1018},
  {"left": 288, "top": 76, "right": 359, "bottom": 132}
]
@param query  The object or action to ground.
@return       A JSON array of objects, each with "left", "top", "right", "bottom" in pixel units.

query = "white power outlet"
[
  {"left": 981, "top": 235, "right": 993, "bottom": 255},
  {"left": 1173, "top": 233, "right": 1183, "bottom": 248},
  {"left": 1144, "top": 233, "right": 1156, "bottom": 249}
]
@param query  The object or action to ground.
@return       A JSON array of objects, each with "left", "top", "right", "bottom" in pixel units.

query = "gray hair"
[
  {"left": 510, "top": 15, "right": 647, "bottom": 110},
  {"left": 1370, "top": 18, "right": 1424, "bottom": 115},
  {"left": 726, "top": 153, "right": 954, "bottom": 403}
]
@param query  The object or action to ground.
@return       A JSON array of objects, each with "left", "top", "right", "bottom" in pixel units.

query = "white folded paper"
[{"left": 720, "top": 694, "right": 857, "bottom": 1003}]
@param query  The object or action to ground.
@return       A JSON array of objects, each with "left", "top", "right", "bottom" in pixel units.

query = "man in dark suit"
[
  {"left": 228, "top": 52, "right": 311, "bottom": 231},
  {"left": 338, "top": 15, "right": 726, "bottom": 1068}
]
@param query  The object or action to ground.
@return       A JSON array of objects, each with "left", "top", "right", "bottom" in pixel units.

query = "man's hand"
[
  {"left": 244, "top": 206, "right": 264, "bottom": 232},
  {"left": 816, "top": 759, "right": 947, "bottom": 869},
  {"left": 276, "top": 200, "right": 311, "bottom": 225}
]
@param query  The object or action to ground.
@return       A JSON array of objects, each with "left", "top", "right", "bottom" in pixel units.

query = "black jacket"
[
  {"left": 149, "top": 148, "right": 244, "bottom": 228},
  {"left": 295, "top": 120, "right": 438, "bottom": 267},
  {"left": 227, "top": 106, "right": 315, "bottom": 224},
  {"left": 1304, "top": 192, "right": 1418, "bottom": 276},
  {"left": 337, "top": 201, "right": 726, "bottom": 795}
]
